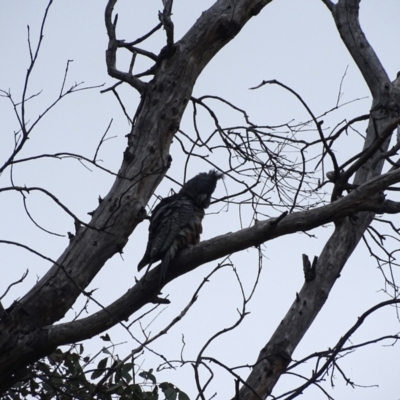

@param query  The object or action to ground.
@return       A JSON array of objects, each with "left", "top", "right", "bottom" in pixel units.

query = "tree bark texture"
[
  {"left": 237, "top": 1, "right": 400, "bottom": 399},
  {"left": 0, "top": 0, "right": 274, "bottom": 391}
]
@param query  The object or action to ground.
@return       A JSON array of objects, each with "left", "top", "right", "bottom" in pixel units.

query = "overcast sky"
[{"left": 1, "top": 1, "right": 400, "bottom": 399}]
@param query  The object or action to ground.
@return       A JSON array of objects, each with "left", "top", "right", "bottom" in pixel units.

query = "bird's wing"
[
  {"left": 157, "top": 197, "right": 203, "bottom": 283},
  {"left": 137, "top": 195, "right": 177, "bottom": 271},
  {"left": 137, "top": 194, "right": 190, "bottom": 271},
  {"left": 149, "top": 196, "right": 195, "bottom": 259}
]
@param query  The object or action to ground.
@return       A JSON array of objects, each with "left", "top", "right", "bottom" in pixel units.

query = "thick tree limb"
[
  {"left": 0, "top": 0, "right": 274, "bottom": 391},
  {"left": 333, "top": 0, "right": 391, "bottom": 100},
  {"left": 3, "top": 134, "right": 399, "bottom": 393},
  {"left": 45, "top": 166, "right": 400, "bottom": 346},
  {"left": 236, "top": 1, "right": 400, "bottom": 399}
]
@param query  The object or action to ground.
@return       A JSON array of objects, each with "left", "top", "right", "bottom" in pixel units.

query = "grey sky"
[{"left": 1, "top": 1, "right": 400, "bottom": 398}]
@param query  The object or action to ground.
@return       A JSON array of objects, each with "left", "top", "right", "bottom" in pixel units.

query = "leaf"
[
  {"left": 79, "top": 344, "right": 84, "bottom": 354},
  {"left": 120, "top": 362, "right": 133, "bottom": 383},
  {"left": 160, "top": 382, "right": 177, "bottom": 400},
  {"left": 36, "top": 362, "right": 50, "bottom": 374},
  {"left": 121, "top": 369, "right": 132, "bottom": 383},
  {"left": 90, "top": 357, "right": 108, "bottom": 380},
  {"left": 106, "top": 383, "right": 124, "bottom": 393},
  {"left": 42, "top": 382, "right": 53, "bottom": 393},
  {"left": 30, "top": 379, "right": 39, "bottom": 392},
  {"left": 143, "top": 386, "right": 159, "bottom": 400},
  {"left": 100, "top": 333, "right": 111, "bottom": 341},
  {"left": 129, "top": 383, "right": 143, "bottom": 400},
  {"left": 91, "top": 369, "right": 104, "bottom": 380},
  {"left": 139, "top": 370, "right": 156, "bottom": 384},
  {"left": 122, "top": 362, "right": 133, "bottom": 373},
  {"left": 67, "top": 352, "right": 80, "bottom": 364},
  {"left": 178, "top": 390, "right": 190, "bottom": 400},
  {"left": 97, "top": 357, "right": 108, "bottom": 370},
  {"left": 48, "top": 349, "right": 63, "bottom": 364}
]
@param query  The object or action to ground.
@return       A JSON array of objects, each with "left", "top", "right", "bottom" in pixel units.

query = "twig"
[
  {"left": 0, "top": 269, "right": 29, "bottom": 300},
  {"left": 250, "top": 79, "right": 340, "bottom": 177},
  {"left": 0, "top": 82, "right": 104, "bottom": 174},
  {"left": 93, "top": 119, "right": 114, "bottom": 162},
  {"left": 336, "top": 65, "right": 349, "bottom": 107},
  {"left": 11, "top": 152, "right": 124, "bottom": 179},
  {"left": 159, "top": 0, "right": 174, "bottom": 50},
  {"left": 59, "top": 59, "right": 73, "bottom": 97},
  {"left": 125, "top": 22, "right": 163, "bottom": 46},
  {"left": 283, "top": 299, "right": 400, "bottom": 400},
  {"left": 0, "top": 186, "right": 102, "bottom": 232},
  {"left": 339, "top": 117, "right": 400, "bottom": 183},
  {"left": 21, "top": 193, "right": 64, "bottom": 237}
]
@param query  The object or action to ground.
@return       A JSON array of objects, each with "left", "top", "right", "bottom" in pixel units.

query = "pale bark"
[
  {"left": 0, "top": 0, "right": 275, "bottom": 392},
  {"left": 237, "top": 1, "right": 400, "bottom": 399}
]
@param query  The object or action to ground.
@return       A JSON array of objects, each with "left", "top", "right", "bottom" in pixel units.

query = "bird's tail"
[
  {"left": 159, "top": 252, "right": 172, "bottom": 286},
  {"left": 137, "top": 253, "right": 150, "bottom": 271}
]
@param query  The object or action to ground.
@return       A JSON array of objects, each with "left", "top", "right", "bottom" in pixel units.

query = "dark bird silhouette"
[{"left": 138, "top": 170, "right": 223, "bottom": 284}]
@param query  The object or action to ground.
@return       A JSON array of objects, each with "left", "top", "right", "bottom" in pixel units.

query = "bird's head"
[{"left": 180, "top": 170, "right": 223, "bottom": 208}]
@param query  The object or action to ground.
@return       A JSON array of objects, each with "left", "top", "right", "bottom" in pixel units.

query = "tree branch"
[
  {"left": 104, "top": 0, "right": 146, "bottom": 92},
  {"left": 238, "top": 1, "right": 400, "bottom": 398},
  {"left": 47, "top": 166, "right": 400, "bottom": 347},
  {"left": 332, "top": 0, "right": 390, "bottom": 100},
  {"left": 283, "top": 299, "right": 400, "bottom": 400},
  {"left": 0, "top": 0, "right": 276, "bottom": 390}
]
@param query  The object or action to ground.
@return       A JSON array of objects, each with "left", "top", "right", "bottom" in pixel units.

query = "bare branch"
[
  {"left": 125, "top": 22, "right": 163, "bottom": 46},
  {"left": 159, "top": 0, "right": 175, "bottom": 51},
  {"left": 283, "top": 299, "right": 400, "bottom": 400},
  {"left": 21, "top": 193, "right": 65, "bottom": 237},
  {"left": 11, "top": 152, "right": 123, "bottom": 178},
  {"left": 104, "top": 0, "right": 146, "bottom": 92},
  {"left": 0, "top": 81, "right": 104, "bottom": 174},
  {"left": 0, "top": 186, "right": 97, "bottom": 231},
  {"left": 59, "top": 59, "right": 73, "bottom": 96},
  {"left": 332, "top": 0, "right": 391, "bottom": 99},
  {"left": 338, "top": 117, "right": 400, "bottom": 184},
  {"left": 0, "top": 269, "right": 29, "bottom": 301},
  {"left": 5, "top": 2, "right": 399, "bottom": 398},
  {"left": 118, "top": 43, "right": 158, "bottom": 61},
  {"left": 21, "top": 0, "right": 54, "bottom": 129},
  {"left": 93, "top": 119, "right": 114, "bottom": 162},
  {"left": 251, "top": 79, "right": 340, "bottom": 176},
  {"left": 336, "top": 65, "right": 349, "bottom": 107},
  {"left": 43, "top": 167, "right": 400, "bottom": 348}
]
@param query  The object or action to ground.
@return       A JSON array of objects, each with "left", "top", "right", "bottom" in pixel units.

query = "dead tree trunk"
[
  {"left": 0, "top": 0, "right": 275, "bottom": 392},
  {"left": 237, "top": 1, "right": 400, "bottom": 399}
]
